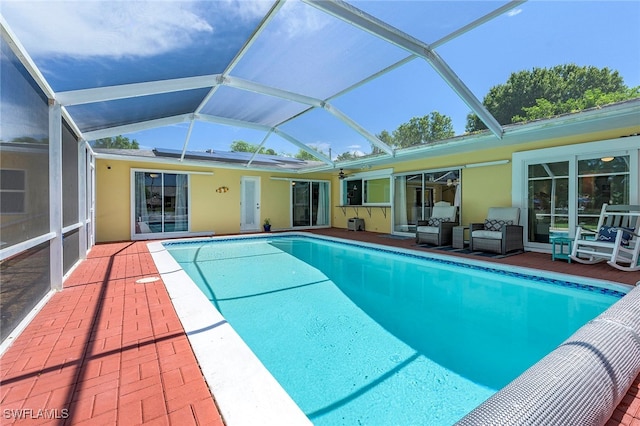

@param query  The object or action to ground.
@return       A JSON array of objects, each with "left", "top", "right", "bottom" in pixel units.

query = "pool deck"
[{"left": 1, "top": 229, "right": 639, "bottom": 425}]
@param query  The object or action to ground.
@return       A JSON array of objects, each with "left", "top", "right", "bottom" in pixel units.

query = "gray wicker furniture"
[
  {"left": 470, "top": 207, "right": 523, "bottom": 255},
  {"left": 415, "top": 205, "right": 458, "bottom": 246},
  {"left": 570, "top": 204, "right": 640, "bottom": 272}
]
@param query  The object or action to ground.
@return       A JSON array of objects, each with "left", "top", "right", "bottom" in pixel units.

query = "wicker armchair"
[
  {"left": 416, "top": 205, "right": 458, "bottom": 246},
  {"left": 470, "top": 207, "right": 523, "bottom": 255}
]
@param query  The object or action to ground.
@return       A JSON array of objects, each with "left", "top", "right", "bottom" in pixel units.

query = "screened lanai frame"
[{"left": 0, "top": 0, "right": 535, "bottom": 173}]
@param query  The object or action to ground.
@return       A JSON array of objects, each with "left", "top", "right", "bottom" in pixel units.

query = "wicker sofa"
[
  {"left": 469, "top": 207, "right": 524, "bottom": 255},
  {"left": 415, "top": 205, "right": 458, "bottom": 246}
]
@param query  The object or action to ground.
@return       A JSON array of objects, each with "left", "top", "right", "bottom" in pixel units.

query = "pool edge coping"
[{"left": 149, "top": 231, "right": 635, "bottom": 424}]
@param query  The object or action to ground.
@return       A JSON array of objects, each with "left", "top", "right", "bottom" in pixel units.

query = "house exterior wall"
[
  {"left": 94, "top": 125, "right": 639, "bottom": 243},
  {"left": 95, "top": 158, "right": 332, "bottom": 242}
]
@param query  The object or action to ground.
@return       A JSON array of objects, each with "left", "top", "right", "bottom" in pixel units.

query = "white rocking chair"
[{"left": 570, "top": 204, "right": 640, "bottom": 272}]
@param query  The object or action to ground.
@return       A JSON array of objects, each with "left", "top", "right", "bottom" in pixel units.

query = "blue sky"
[{"left": 2, "top": 0, "right": 639, "bottom": 159}]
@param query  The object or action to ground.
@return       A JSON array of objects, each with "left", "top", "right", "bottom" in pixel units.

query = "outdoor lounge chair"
[
  {"left": 570, "top": 204, "right": 640, "bottom": 272},
  {"left": 416, "top": 205, "right": 458, "bottom": 246},
  {"left": 470, "top": 207, "right": 523, "bottom": 255}
]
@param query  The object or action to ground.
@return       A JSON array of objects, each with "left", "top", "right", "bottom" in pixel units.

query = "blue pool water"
[{"left": 165, "top": 235, "right": 625, "bottom": 425}]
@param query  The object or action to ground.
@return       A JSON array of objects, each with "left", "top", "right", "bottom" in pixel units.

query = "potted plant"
[{"left": 263, "top": 218, "right": 271, "bottom": 232}]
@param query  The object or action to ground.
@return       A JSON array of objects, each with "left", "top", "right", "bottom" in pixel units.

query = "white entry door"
[{"left": 241, "top": 176, "right": 261, "bottom": 231}]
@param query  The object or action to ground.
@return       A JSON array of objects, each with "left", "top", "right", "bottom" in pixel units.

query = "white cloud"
[
  {"left": 507, "top": 8, "right": 523, "bottom": 17},
  {"left": 2, "top": 1, "right": 215, "bottom": 58}
]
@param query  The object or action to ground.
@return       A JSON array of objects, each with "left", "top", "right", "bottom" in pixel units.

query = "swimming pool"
[{"left": 156, "top": 233, "right": 627, "bottom": 425}]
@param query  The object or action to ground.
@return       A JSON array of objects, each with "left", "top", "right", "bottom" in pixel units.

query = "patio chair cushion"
[
  {"left": 427, "top": 217, "right": 451, "bottom": 226},
  {"left": 597, "top": 225, "right": 635, "bottom": 246},
  {"left": 471, "top": 230, "right": 503, "bottom": 240},
  {"left": 484, "top": 219, "right": 514, "bottom": 231},
  {"left": 416, "top": 226, "right": 439, "bottom": 233}
]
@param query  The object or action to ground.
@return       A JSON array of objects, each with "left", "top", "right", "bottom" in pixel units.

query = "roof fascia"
[{"left": 302, "top": 0, "right": 504, "bottom": 139}]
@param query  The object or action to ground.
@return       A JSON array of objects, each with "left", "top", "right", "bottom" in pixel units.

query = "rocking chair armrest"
[{"left": 576, "top": 226, "right": 598, "bottom": 237}]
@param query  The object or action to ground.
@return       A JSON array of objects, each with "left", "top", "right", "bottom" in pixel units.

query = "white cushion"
[
  {"left": 472, "top": 230, "right": 502, "bottom": 240},
  {"left": 432, "top": 206, "right": 457, "bottom": 221},
  {"left": 486, "top": 207, "right": 519, "bottom": 223},
  {"left": 416, "top": 226, "right": 439, "bottom": 234}
]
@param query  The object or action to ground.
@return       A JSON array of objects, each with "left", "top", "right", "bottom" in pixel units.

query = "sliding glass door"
[
  {"left": 393, "top": 169, "right": 460, "bottom": 234},
  {"left": 292, "top": 181, "right": 329, "bottom": 228},
  {"left": 134, "top": 171, "right": 188, "bottom": 235},
  {"left": 526, "top": 155, "right": 630, "bottom": 244}
]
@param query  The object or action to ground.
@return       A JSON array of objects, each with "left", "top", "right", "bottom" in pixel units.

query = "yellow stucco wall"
[
  {"left": 95, "top": 158, "right": 334, "bottom": 242},
  {"left": 95, "top": 125, "right": 639, "bottom": 242}
]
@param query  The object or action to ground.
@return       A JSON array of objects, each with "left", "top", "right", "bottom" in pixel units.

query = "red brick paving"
[
  {"left": 0, "top": 242, "right": 223, "bottom": 425},
  {"left": 0, "top": 230, "right": 638, "bottom": 425}
]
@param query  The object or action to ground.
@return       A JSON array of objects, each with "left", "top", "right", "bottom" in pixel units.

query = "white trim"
[
  {"left": 0, "top": 233, "right": 56, "bottom": 262},
  {"left": 50, "top": 101, "right": 63, "bottom": 291},
  {"left": 130, "top": 169, "right": 195, "bottom": 240},
  {"left": 62, "top": 222, "right": 83, "bottom": 234},
  {"left": 0, "top": 290, "right": 56, "bottom": 357},
  {"left": 464, "top": 159, "right": 509, "bottom": 168}
]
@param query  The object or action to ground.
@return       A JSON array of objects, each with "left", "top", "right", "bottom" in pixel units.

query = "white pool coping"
[
  {"left": 148, "top": 232, "right": 633, "bottom": 425},
  {"left": 147, "top": 238, "right": 312, "bottom": 426}
]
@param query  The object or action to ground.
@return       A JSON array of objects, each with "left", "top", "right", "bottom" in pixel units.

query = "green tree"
[
  {"left": 335, "top": 151, "right": 358, "bottom": 161},
  {"left": 295, "top": 149, "right": 320, "bottom": 161},
  {"left": 375, "top": 112, "right": 454, "bottom": 149},
  {"left": 466, "top": 64, "right": 633, "bottom": 132},
  {"left": 513, "top": 87, "right": 640, "bottom": 122},
  {"left": 92, "top": 135, "right": 139, "bottom": 149},
  {"left": 229, "top": 140, "right": 276, "bottom": 155}
]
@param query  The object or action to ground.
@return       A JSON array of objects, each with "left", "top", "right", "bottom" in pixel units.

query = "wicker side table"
[{"left": 452, "top": 226, "right": 469, "bottom": 249}]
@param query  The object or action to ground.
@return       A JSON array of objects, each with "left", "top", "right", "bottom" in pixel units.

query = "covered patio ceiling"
[{"left": 1, "top": 0, "right": 639, "bottom": 173}]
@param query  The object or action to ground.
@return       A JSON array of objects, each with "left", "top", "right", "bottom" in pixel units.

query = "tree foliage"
[
  {"left": 466, "top": 64, "right": 635, "bottom": 132},
  {"left": 512, "top": 87, "right": 640, "bottom": 123},
  {"left": 92, "top": 135, "right": 139, "bottom": 149},
  {"left": 295, "top": 149, "right": 319, "bottom": 161},
  {"left": 375, "top": 112, "right": 454, "bottom": 150},
  {"left": 229, "top": 140, "right": 276, "bottom": 155},
  {"left": 335, "top": 151, "right": 358, "bottom": 161}
]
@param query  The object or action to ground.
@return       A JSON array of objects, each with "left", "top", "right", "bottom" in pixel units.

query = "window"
[
  {"left": 342, "top": 170, "right": 392, "bottom": 206},
  {"left": 0, "top": 169, "right": 26, "bottom": 214}
]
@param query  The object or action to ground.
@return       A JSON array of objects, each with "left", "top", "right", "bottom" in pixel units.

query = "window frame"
[
  {"left": 0, "top": 169, "right": 27, "bottom": 214},
  {"left": 512, "top": 136, "right": 639, "bottom": 251}
]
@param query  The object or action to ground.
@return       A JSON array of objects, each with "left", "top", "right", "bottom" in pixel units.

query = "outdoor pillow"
[
  {"left": 484, "top": 219, "right": 514, "bottom": 232},
  {"left": 427, "top": 217, "right": 450, "bottom": 226},
  {"left": 597, "top": 225, "right": 635, "bottom": 246}
]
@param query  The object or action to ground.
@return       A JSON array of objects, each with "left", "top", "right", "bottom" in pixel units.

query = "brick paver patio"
[{"left": 0, "top": 230, "right": 638, "bottom": 425}]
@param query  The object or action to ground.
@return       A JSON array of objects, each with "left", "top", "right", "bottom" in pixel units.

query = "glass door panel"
[
  {"left": 527, "top": 161, "right": 569, "bottom": 242},
  {"left": 577, "top": 155, "right": 630, "bottom": 228},
  {"left": 292, "top": 181, "right": 310, "bottom": 227},
  {"left": 134, "top": 171, "right": 188, "bottom": 234}
]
